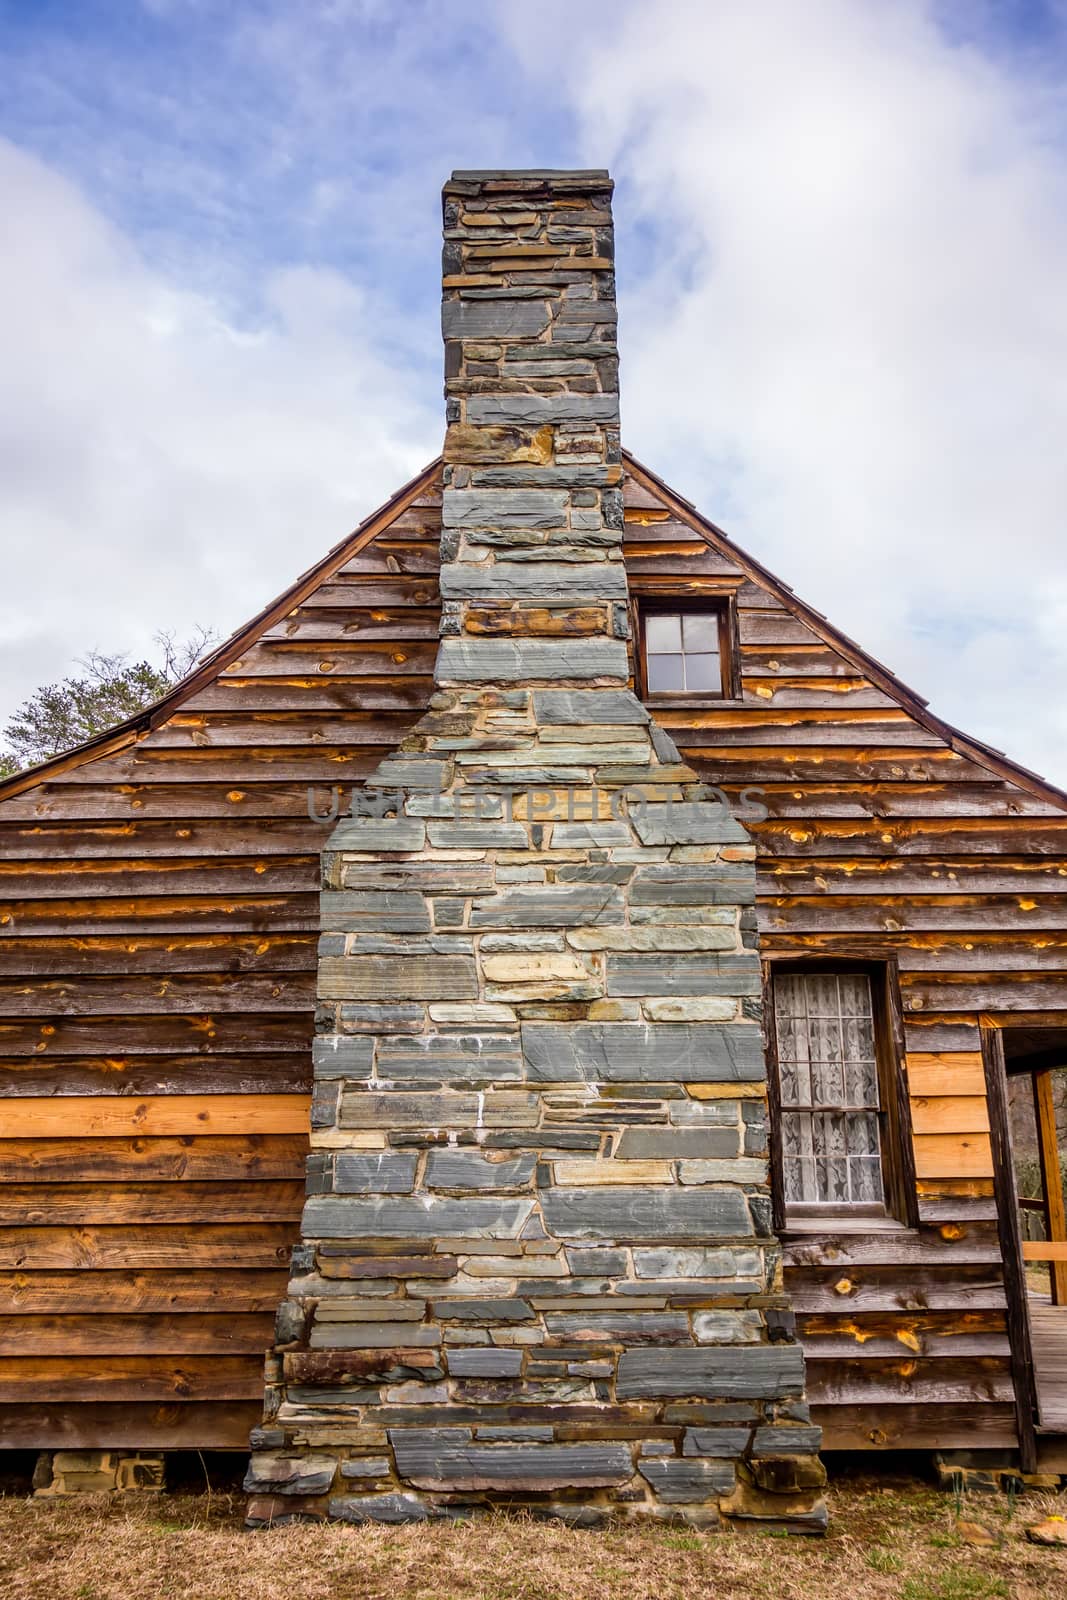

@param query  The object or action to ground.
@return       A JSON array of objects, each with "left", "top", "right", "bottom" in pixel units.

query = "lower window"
[{"left": 769, "top": 965, "right": 912, "bottom": 1224}]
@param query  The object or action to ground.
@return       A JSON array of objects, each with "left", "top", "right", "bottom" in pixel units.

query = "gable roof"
[{"left": 3, "top": 450, "right": 1065, "bottom": 813}]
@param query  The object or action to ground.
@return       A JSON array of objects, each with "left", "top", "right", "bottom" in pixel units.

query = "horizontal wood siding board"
[
  {"left": 0, "top": 1225, "right": 298, "bottom": 1270},
  {"left": 0, "top": 1269, "right": 289, "bottom": 1313},
  {"left": 912, "top": 1133, "right": 995, "bottom": 1179},
  {"left": 0, "top": 1401, "right": 264, "bottom": 1450},
  {"left": 0, "top": 1095, "right": 311, "bottom": 1135},
  {"left": 0, "top": 1314, "right": 274, "bottom": 1355},
  {"left": 0, "top": 1355, "right": 265, "bottom": 1401},
  {"left": 0, "top": 1135, "right": 308, "bottom": 1182},
  {"left": 0, "top": 1182, "right": 304, "bottom": 1225},
  {"left": 814, "top": 1402, "right": 1018, "bottom": 1450},
  {"left": 0, "top": 1059, "right": 313, "bottom": 1097}
]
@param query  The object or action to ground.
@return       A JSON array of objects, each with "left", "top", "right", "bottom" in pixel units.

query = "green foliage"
[{"left": 1, "top": 628, "right": 215, "bottom": 775}]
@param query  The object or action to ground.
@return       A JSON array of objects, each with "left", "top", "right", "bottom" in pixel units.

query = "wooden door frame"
[{"left": 982, "top": 1024, "right": 1039, "bottom": 1471}]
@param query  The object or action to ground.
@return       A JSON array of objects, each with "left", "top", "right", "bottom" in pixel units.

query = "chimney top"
[{"left": 445, "top": 169, "right": 612, "bottom": 195}]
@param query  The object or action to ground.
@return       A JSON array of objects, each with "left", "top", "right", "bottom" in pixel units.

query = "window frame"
[
  {"left": 763, "top": 957, "right": 918, "bottom": 1234},
  {"left": 635, "top": 596, "right": 741, "bottom": 703}
]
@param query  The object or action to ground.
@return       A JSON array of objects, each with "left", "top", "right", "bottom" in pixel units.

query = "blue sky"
[{"left": 2, "top": 0, "right": 1067, "bottom": 780}]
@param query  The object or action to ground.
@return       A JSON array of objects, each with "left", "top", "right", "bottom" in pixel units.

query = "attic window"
[{"left": 638, "top": 601, "right": 733, "bottom": 699}]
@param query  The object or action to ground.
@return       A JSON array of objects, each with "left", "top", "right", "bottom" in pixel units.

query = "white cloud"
[
  {"left": 505, "top": 0, "right": 1067, "bottom": 781},
  {"left": 0, "top": 137, "right": 438, "bottom": 720}
]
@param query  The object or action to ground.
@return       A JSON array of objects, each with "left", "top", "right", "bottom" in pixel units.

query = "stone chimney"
[{"left": 246, "top": 171, "right": 826, "bottom": 1532}]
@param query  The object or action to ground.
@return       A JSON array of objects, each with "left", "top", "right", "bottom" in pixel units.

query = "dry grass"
[{"left": 0, "top": 1477, "right": 1065, "bottom": 1600}]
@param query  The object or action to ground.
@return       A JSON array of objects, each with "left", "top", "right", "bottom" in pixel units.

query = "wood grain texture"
[{"left": 2, "top": 454, "right": 1065, "bottom": 1451}]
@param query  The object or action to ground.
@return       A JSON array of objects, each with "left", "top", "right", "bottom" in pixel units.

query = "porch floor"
[{"left": 1030, "top": 1299, "right": 1067, "bottom": 1431}]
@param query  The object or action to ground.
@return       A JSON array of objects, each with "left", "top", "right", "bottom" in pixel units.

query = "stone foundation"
[
  {"left": 34, "top": 1451, "right": 165, "bottom": 1496},
  {"left": 247, "top": 169, "right": 825, "bottom": 1532}
]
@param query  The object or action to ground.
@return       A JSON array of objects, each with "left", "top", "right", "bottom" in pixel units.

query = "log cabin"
[{"left": 2, "top": 168, "right": 1067, "bottom": 1524}]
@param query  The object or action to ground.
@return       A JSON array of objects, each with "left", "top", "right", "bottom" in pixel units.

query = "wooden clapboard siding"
[
  {"left": 1, "top": 451, "right": 1065, "bottom": 1456},
  {"left": 0, "top": 464, "right": 442, "bottom": 1447},
  {"left": 623, "top": 453, "right": 1067, "bottom": 1456}
]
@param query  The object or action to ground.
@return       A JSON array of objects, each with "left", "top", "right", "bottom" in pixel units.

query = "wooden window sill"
[
  {"left": 643, "top": 695, "right": 746, "bottom": 710},
  {"left": 783, "top": 1214, "right": 911, "bottom": 1235}
]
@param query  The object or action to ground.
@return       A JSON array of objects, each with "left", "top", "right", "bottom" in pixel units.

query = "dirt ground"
[{"left": 1, "top": 1475, "right": 1066, "bottom": 1600}]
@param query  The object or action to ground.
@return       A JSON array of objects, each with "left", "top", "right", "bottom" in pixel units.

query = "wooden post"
[
  {"left": 1033, "top": 1069, "right": 1067, "bottom": 1306},
  {"left": 982, "top": 1026, "right": 1038, "bottom": 1471}
]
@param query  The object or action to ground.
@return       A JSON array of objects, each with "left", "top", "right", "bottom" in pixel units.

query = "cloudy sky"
[{"left": 3, "top": 0, "right": 1067, "bottom": 781}]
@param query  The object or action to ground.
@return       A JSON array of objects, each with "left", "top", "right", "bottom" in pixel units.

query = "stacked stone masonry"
[{"left": 246, "top": 170, "right": 826, "bottom": 1531}]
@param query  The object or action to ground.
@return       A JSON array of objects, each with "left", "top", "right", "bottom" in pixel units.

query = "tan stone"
[
  {"left": 688, "top": 1083, "right": 767, "bottom": 1100},
  {"left": 553, "top": 1160, "right": 673, "bottom": 1186},
  {"left": 443, "top": 423, "right": 552, "bottom": 466},
  {"left": 310, "top": 1130, "right": 387, "bottom": 1149},
  {"left": 567, "top": 929, "right": 735, "bottom": 953},
  {"left": 1026, "top": 1518, "right": 1067, "bottom": 1546},
  {"left": 587, "top": 999, "right": 641, "bottom": 1021},
  {"left": 643, "top": 998, "right": 738, "bottom": 1021},
  {"left": 465, "top": 606, "right": 609, "bottom": 638},
  {"left": 428, "top": 1002, "right": 517, "bottom": 1025},
  {"left": 956, "top": 1520, "right": 997, "bottom": 1546},
  {"left": 482, "top": 953, "right": 593, "bottom": 984}
]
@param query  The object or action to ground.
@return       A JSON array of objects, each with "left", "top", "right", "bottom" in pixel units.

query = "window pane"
[
  {"left": 646, "top": 614, "right": 682, "bottom": 652},
  {"left": 647, "top": 653, "right": 685, "bottom": 692},
  {"left": 684, "top": 652, "right": 722, "bottom": 692},
  {"left": 773, "top": 970, "right": 886, "bottom": 1208},
  {"left": 682, "top": 613, "right": 719, "bottom": 652}
]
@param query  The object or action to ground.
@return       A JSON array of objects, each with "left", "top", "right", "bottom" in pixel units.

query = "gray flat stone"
[
  {"left": 533, "top": 690, "right": 648, "bottom": 726},
  {"left": 320, "top": 891, "right": 431, "bottom": 934},
  {"left": 425, "top": 1149, "right": 536, "bottom": 1189},
  {"left": 440, "top": 562, "right": 627, "bottom": 600},
  {"left": 637, "top": 1457, "right": 735, "bottom": 1501},
  {"left": 377, "top": 1033, "right": 523, "bottom": 1083},
  {"left": 431, "top": 1298, "right": 534, "bottom": 1322},
  {"left": 426, "top": 821, "right": 528, "bottom": 850},
  {"left": 327, "top": 816, "right": 426, "bottom": 853},
  {"left": 333, "top": 1152, "right": 418, "bottom": 1194},
  {"left": 447, "top": 1349, "right": 524, "bottom": 1377},
  {"left": 615, "top": 1129, "right": 741, "bottom": 1160},
  {"left": 605, "top": 953, "right": 762, "bottom": 998},
  {"left": 389, "top": 1431, "right": 633, "bottom": 1490},
  {"left": 629, "top": 865, "right": 756, "bottom": 908},
  {"left": 472, "top": 884, "right": 624, "bottom": 930},
  {"left": 243, "top": 1453, "right": 337, "bottom": 1496},
  {"left": 312, "top": 1034, "right": 374, "bottom": 1081},
  {"left": 303, "top": 1196, "right": 534, "bottom": 1239},
  {"left": 467, "top": 395, "right": 618, "bottom": 426},
  {"left": 539, "top": 1186, "right": 753, "bottom": 1240},
  {"left": 443, "top": 490, "right": 568, "bottom": 530},
  {"left": 632, "top": 802, "right": 750, "bottom": 847},
  {"left": 751, "top": 1424, "right": 822, "bottom": 1455},
  {"left": 682, "top": 1428, "right": 752, "bottom": 1458},
  {"left": 442, "top": 300, "right": 550, "bottom": 339},
  {"left": 617, "top": 1346, "right": 805, "bottom": 1400},
  {"left": 437, "top": 638, "right": 628, "bottom": 683},
  {"left": 328, "top": 1493, "right": 428, "bottom": 1524},
  {"left": 520, "top": 1022, "right": 765, "bottom": 1082}
]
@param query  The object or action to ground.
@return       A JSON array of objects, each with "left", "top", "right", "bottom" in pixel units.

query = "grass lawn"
[{"left": 0, "top": 1477, "right": 1065, "bottom": 1600}]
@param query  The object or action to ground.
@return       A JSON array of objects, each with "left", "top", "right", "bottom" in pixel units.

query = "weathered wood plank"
[
  {"left": 0, "top": 1355, "right": 265, "bottom": 1401},
  {"left": 0, "top": 1400, "right": 263, "bottom": 1449},
  {"left": 0, "top": 1134, "right": 307, "bottom": 1182},
  {"left": 912, "top": 1132, "right": 994, "bottom": 1179},
  {"left": 0, "top": 1182, "right": 304, "bottom": 1225},
  {"left": 0, "top": 971, "right": 315, "bottom": 1018},
  {"left": 0, "top": 1096, "right": 311, "bottom": 1137},
  {"left": 0, "top": 1055, "right": 312, "bottom": 1098},
  {"left": 0, "top": 1313, "right": 274, "bottom": 1355},
  {"left": 906, "top": 1054, "right": 987, "bottom": 1096},
  {"left": 0, "top": 1225, "right": 297, "bottom": 1270},
  {"left": 910, "top": 1096, "right": 991, "bottom": 1135},
  {"left": 814, "top": 1402, "right": 1017, "bottom": 1450},
  {"left": 0, "top": 1269, "right": 287, "bottom": 1313}
]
